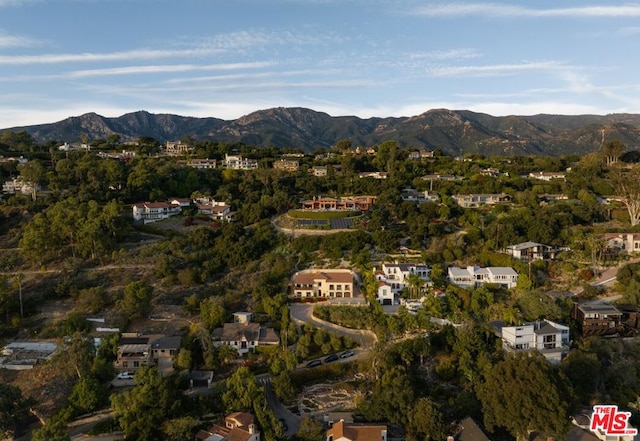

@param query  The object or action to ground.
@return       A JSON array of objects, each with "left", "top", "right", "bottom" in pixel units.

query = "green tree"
[
  {"left": 477, "top": 352, "right": 574, "bottom": 440},
  {"left": 222, "top": 366, "right": 262, "bottom": 413},
  {"left": 296, "top": 416, "right": 324, "bottom": 441},
  {"left": 67, "top": 377, "right": 107, "bottom": 416},
  {"left": 18, "top": 159, "right": 46, "bottom": 201},
  {"left": 200, "top": 297, "right": 227, "bottom": 331},
  {"left": 0, "top": 384, "right": 33, "bottom": 439},
  {"left": 117, "top": 281, "right": 154, "bottom": 320},
  {"left": 405, "top": 398, "right": 447, "bottom": 441},
  {"left": 111, "top": 366, "right": 183, "bottom": 441}
]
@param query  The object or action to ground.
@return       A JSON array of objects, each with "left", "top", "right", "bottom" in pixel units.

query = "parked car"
[
  {"left": 340, "top": 350, "right": 355, "bottom": 359},
  {"left": 324, "top": 354, "right": 339, "bottom": 363},
  {"left": 306, "top": 359, "right": 322, "bottom": 368},
  {"left": 116, "top": 371, "right": 134, "bottom": 380}
]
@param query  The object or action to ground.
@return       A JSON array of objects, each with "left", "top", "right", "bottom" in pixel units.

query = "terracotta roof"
[
  {"left": 326, "top": 420, "right": 387, "bottom": 441},
  {"left": 227, "top": 412, "right": 254, "bottom": 428},
  {"left": 293, "top": 270, "right": 354, "bottom": 285}
]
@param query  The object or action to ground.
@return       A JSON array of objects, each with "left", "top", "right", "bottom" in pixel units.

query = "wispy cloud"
[
  {"left": 0, "top": 31, "right": 41, "bottom": 48},
  {"left": 426, "top": 60, "right": 568, "bottom": 77},
  {"left": 68, "top": 61, "right": 275, "bottom": 78},
  {"left": 414, "top": 3, "right": 640, "bottom": 18}
]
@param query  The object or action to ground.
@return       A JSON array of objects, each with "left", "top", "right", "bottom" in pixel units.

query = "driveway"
[{"left": 289, "top": 304, "right": 377, "bottom": 348}]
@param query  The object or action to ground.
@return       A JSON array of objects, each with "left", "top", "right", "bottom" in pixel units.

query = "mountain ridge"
[{"left": 4, "top": 107, "right": 640, "bottom": 156}]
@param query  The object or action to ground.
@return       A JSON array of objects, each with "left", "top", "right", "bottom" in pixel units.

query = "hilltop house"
[
  {"left": 571, "top": 303, "right": 625, "bottom": 337},
  {"left": 273, "top": 159, "right": 300, "bottom": 172},
  {"left": 452, "top": 193, "right": 511, "bottom": 208},
  {"left": 373, "top": 262, "right": 431, "bottom": 304},
  {"left": 195, "top": 198, "right": 235, "bottom": 222},
  {"left": 115, "top": 333, "right": 181, "bottom": 373},
  {"left": 400, "top": 188, "right": 440, "bottom": 204},
  {"left": 196, "top": 412, "right": 260, "bottom": 441},
  {"left": 496, "top": 319, "right": 570, "bottom": 364},
  {"left": 132, "top": 201, "right": 182, "bottom": 224},
  {"left": 602, "top": 233, "right": 640, "bottom": 254},
  {"left": 221, "top": 154, "right": 258, "bottom": 170},
  {"left": 447, "top": 266, "right": 518, "bottom": 289},
  {"left": 291, "top": 269, "right": 358, "bottom": 299},
  {"left": 212, "top": 316, "right": 279, "bottom": 356},
  {"left": 300, "top": 196, "right": 376, "bottom": 212},
  {"left": 187, "top": 158, "right": 217, "bottom": 169},
  {"left": 503, "top": 241, "right": 558, "bottom": 261}
]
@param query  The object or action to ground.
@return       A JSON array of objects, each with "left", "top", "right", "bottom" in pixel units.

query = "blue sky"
[{"left": 2, "top": 0, "right": 640, "bottom": 127}]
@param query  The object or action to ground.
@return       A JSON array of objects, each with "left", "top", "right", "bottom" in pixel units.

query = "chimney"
[{"left": 248, "top": 424, "right": 256, "bottom": 434}]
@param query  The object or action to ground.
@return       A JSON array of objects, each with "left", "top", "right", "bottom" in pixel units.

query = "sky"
[{"left": 2, "top": 0, "right": 640, "bottom": 128}]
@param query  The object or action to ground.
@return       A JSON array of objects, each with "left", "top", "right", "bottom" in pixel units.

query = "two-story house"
[
  {"left": 373, "top": 262, "right": 431, "bottom": 304},
  {"left": 447, "top": 266, "right": 518, "bottom": 289},
  {"left": 221, "top": 154, "right": 258, "bottom": 170},
  {"left": 497, "top": 319, "right": 570, "bottom": 364},
  {"left": 291, "top": 269, "right": 358, "bottom": 299},
  {"left": 196, "top": 412, "right": 260, "bottom": 441},
  {"left": 400, "top": 188, "right": 440, "bottom": 204},
  {"left": 212, "top": 320, "right": 279, "bottom": 356},
  {"left": 132, "top": 201, "right": 182, "bottom": 224},
  {"left": 452, "top": 193, "right": 511, "bottom": 208},
  {"left": 503, "top": 241, "right": 558, "bottom": 261},
  {"left": 572, "top": 303, "right": 624, "bottom": 337},
  {"left": 115, "top": 333, "right": 181, "bottom": 372},
  {"left": 603, "top": 233, "right": 640, "bottom": 254}
]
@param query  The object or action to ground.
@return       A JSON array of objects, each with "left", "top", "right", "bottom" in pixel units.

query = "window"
[{"left": 133, "top": 361, "right": 139, "bottom": 367}]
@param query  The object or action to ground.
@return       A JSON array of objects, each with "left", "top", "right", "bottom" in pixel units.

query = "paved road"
[
  {"left": 260, "top": 377, "right": 301, "bottom": 436},
  {"left": 289, "top": 304, "right": 377, "bottom": 348}
]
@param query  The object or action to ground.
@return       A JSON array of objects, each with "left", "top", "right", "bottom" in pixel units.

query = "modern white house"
[
  {"left": 132, "top": 201, "right": 182, "bottom": 224},
  {"left": 447, "top": 265, "right": 518, "bottom": 289},
  {"left": 221, "top": 154, "right": 258, "bottom": 170},
  {"left": 451, "top": 193, "right": 511, "bottom": 208},
  {"left": 373, "top": 262, "right": 431, "bottom": 304},
  {"left": 498, "top": 319, "right": 570, "bottom": 364}
]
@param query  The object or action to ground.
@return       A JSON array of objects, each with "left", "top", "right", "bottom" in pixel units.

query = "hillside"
[{"left": 5, "top": 107, "right": 640, "bottom": 156}]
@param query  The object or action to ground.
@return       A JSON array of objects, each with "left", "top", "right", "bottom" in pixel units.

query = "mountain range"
[{"left": 5, "top": 107, "right": 640, "bottom": 156}]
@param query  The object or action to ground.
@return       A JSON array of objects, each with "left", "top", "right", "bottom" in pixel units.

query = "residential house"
[
  {"left": 300, "top": 196, "right": 376, "bottom": 211},
  {"left": 169, "top": 197, "right": 192, "bottom": 208},
  {"left": 132, "top": 201, "right": 182, "bottom": 224},
  {"left": 291, "top": 269, "right": 357, "bottom": 299},
  {"left": 212, "top": 321, "right": 280, "bottom": 355},
  {"left": 187, "top": 158, "right": 217, "bottom": 169},
  {"left": 480, "top": 167, "right": 502, "bottom": 177},
  {"left": 221, "top": 154, "right": 258, "bottom": 170},
  {"left": 195, "top": 198, "right": 235, "bottom": 222},
  {"left": 408, "top": 150, "right": 434, "bottom": 160},
  {"left": 452, "top": 193, "right": 512, "bottom": 208},
  {"left": 503, "top": 241, "right": 558, "bottom": 261},
  {"left": 496, "top": 319, "right": 570, "bottom": 364},
  {"left": 115, "top": 333, "right": 172, "bottom": 372},
  {"left": 273, "top": 159, "right": 300, "bottom": 172},
  {"left": 602, "top": 233, "right": 640, "bottom": 254},
  {"left": 58, "top": 142, "right": 90, "bottom": 152},
  {"left": 196, "top": 412, "right": 260, "bottom": 441},
  {"left": 325, "top": 420, "right": 387, "bottom": 441},
  {"left": 310, "top": 165, "right": 329, "bottom": 177},
  {"left": 400, "top": 188, "right": 440, "bottom": 204},
  {"left": 447, "top": 266, "right": 518, "bottom": 289},
  {"left": 572, "top": 303, "right": 625, "bottom": 337},
  {"left": 164, "top": 141, "right": 192, "bottom": 155},
  {"left": 373, "top": 262, "right": 431, "bottom": 304},
  {"left": 150, "top": 336, "right": 182, "bottom": 372},
  {"left": 528, "top": 171, "right": 566, "bottom": 181}
]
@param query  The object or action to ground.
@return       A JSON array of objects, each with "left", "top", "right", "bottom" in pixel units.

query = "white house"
[
  {"left": 528, "top": 171, "right": 566, "bottom": 181},
  {"left": 373, "top": 262, "right": 431, "bottom": 304},
  {"left": 603, "top": 233, "right": 640, "bottom": 254},
  {"left": 132, "top": 201, "right": 182, "bottom": 224},
  {"left": 212, "top": 322, "right": 279, "bottom": 355},
  {"left": 221, "top": 154, "right": 258, "bottom": 170},
  {"left": 447, "top": 266, "right": 518, "bottom": 289},
  {"left": 452, "top": 193, "right": 512, "bottom": 208},
  {"left": 499, "top": 319, "right": 570, "bottom": 364},
  {"left": 195, "top": 199, "right": 235, "bottom": 222}
]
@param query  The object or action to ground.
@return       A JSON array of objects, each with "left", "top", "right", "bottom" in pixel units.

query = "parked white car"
[{"left": 116, "top": 371, "right": 134, "bottom": 380}]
